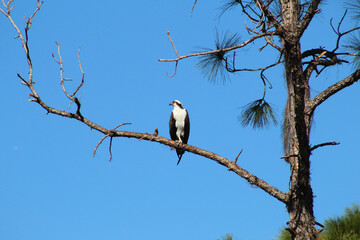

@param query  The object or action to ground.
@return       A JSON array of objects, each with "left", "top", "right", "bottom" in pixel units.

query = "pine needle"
[{"left": 239, "top": 99, "right": 277, "bottom": 129}]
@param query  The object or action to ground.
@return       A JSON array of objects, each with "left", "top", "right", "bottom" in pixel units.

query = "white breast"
[{"left": 172, "top": 106, "right": 187, "bottom": 139}]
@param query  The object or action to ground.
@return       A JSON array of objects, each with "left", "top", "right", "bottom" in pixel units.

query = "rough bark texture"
[{"left": 280, "top": 0, "right": 316, "bottom": 239}]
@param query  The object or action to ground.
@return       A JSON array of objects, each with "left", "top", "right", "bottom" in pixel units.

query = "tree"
[
  {"left": 217, "top": 233, "right": 234, "bottom": 240},
  {"left": 1, "top": 1, "right": 359, "bottom": 240},
  {"left": 322, "top": 204, "right": 360, "bottom": 240},
  {"left": 276, "top": 204, "right": 360, "bottom": 240}
]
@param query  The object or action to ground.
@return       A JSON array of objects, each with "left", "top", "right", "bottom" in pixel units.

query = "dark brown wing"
[
  {"left": 182, "top": 110, "right": 190, "bottom": 144},
  {"left": 169, "top": 112, "right": 177, "bottom": 141}
]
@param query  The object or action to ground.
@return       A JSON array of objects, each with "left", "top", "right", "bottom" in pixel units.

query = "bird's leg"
[{"left": 175, "top": 140, "right": 182, "bottom": 148}]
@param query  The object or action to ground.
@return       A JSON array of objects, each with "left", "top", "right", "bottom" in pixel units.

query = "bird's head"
[{"left": 169, "top": 100, "right": 183, "bottom": 109}]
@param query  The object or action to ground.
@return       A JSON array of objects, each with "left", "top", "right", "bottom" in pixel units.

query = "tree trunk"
[
  {"left": 280, "top": 0, "right": 318, "bottom": 239},
  {"left": 283, "top": 39, "right": 317, "bottom": 240}
]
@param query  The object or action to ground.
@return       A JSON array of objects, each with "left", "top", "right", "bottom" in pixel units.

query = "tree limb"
[
  {"left": 2, "top": 0, "right": 289, "bottom": 205},
  {"left": 305, "top": 69, "right": 360, "bottom": 116},
  {"left": 26, "top": 85, "right": 290, "bottom": 203},
  {"left": 310, "top": 142, "right": 340, "bottom": 152},
  {"left": 254, "top": 0, "right": 284, "bottom": 33},
  {"left": 298, "top": 0, "right": 321, "bottom": 37},
  {"left": 158, "top": 31, "right": 278, "bottom": 62}
]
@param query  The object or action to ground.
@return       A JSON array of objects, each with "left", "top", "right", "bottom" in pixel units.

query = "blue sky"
[{"left": 1, "top": 0, "right": 359, "bottom": 240}]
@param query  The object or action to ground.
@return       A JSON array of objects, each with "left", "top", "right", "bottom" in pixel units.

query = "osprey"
[{"left": 169, "top": 100, "right": 190, "bottom": 165}]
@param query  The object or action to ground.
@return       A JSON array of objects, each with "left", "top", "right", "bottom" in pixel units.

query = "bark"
[{"left": 280, "top": 0, "right": 317, "bottom": 239}]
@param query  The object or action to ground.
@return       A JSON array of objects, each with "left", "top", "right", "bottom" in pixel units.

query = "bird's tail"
[{"left": 176, "top": 150, "right": 184, "bottom": 165}]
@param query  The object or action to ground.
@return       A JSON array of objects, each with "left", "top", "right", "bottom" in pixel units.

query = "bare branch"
[
  {"left": 225, "top": 53, "right": 283, "bottom": 73},
  {"left": 253, "top": 0, "right": 284, "bottom": 33},
  {"left": 224, "top": 50, "right": 283, "bottom": 94},
  {"left": 93, "top": 134, "right": 110, "bottom": 157},
  {"left": 109, "top": 137, "right": 113, "bottom": 162},
  {"left": 93, "top": 123, "right": 132, "bottom": 158},
  {"left": 70, "top": 46, "right": 85, "bottom": 97},
  {"left": 306, "top": 69, "right": 360, "bottom": 116},
  {"left": 298, "top": 0, "right": 321, "bottom": 36},
  {"left": 310, "top": 142, "right": 340, "bottom": 152},
  {"left": 264, "top": 35, "right": 282, "bottom": 52},
  {"left": 190, "top": 0, "right": 197, "bottom": 17},
  {"left": 159, "top": 31, "right": 278, "bottom": 62},
  {"left": 164, "top": 30, "right": 180, "bottom": 77},
  {"left": 52, "top": 42, "right": 86, "bottom": 109},
  {"left": 1, "top": 0, "right": 42, "bottom": 85},
  {"left": 166, "top": 61, "right": 178, "bottom": 78},
  {"left": 234, "top": 149, "right": 243, "bottom": 164},
  {"left": 53, "top": 42, "right": 73, "bottom": 100},
  {"left": 25, "top": 89, "right": 288, "bottom": 202},
  {"left": 166, "top": 29, "right": 180, "bottom": 58},
  {"left": 302, "top": 48, "right": 350, "bottom": 81},
  {"left": 3, "top": 0, "right": 289, "bottom": 206},
  {"left": 330, "top": 10, "right": 360, "bottom": 53}
]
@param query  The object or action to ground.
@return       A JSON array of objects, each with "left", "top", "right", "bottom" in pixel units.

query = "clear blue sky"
[{"left": 1, "top": 1, "right": 359, "bottom": 240}]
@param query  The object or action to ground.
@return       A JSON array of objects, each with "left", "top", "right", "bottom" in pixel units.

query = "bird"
[{"left": 169, "top": 100, "right": 190, "bottom": 165}]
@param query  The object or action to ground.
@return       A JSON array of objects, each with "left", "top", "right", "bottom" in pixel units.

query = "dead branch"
[
  {"left": 71, "top": 46, "right": 85, "bottom": 97},
  {"left": 302, "top": 47, "right": 351, "bottom": 81},
  {"left": 190, "top": 0, "right": 197, "bottom": 17},
  {"left": 225, "top": 51, "right": 283, "bottom": 74},
  {"left": 223, "top": 50, "right": 281, "bottom": 100},
  {"left": 310, "top": 142, "right": 340, "bottom": 152},
  {"left": 1, "top": 0, "right": 289, "bottom": 205},
  {"left": 164, "top": 30, "right": 180, "bottom": 77},
  {"left": 305, "top": 69, "right": 360, "bottom": 116},
  {"left": 234, "top": 149, "right": 243, "bottom": 164},
  {"left": 109, "top": 137, "right": 113, "bottom": 162},
  {"left": 158, "top": 31, "right": 278, "bottom": 62},
  {"left": 93, "top": 134, "right": 110, "bottom": 157},
  {"left": 253, "top": 0, "right": 284, "bottom": 33},
  {"left": 166, "top": 61, "right": 178, "bottom": 77},
  {"left": 166, "top": 29, "right": 180, "bottom": 58},
  {"left": 298, "top": 0, "right": 322, "bottom": 36},
  {"left": 53, "top": 42, "right": 85, "bottom": 103},
  {"left": 93, "top": 123, "right": 132, "bottom": 159}
]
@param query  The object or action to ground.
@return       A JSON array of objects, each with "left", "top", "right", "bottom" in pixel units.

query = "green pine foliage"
[
  {"left": 196, "top": 30, "right": 241, "bottom": 84},
  {"left": 322, "top": 204, "right": 360, "bottom": 240},
  {"left": 275, "top": 228, "right": 292, "bottom": 240},
  {"left": 239, "top": 99, "right": 277, "bottom": 129},
  {"left": 345, "top": 33, "right": 360, "bottom": 68},
  {"left": 274, "top": 204, "right": 360, "bottom": 240},
  {"left": 217, "top": 233, "right": 234, "bottom": 240}
]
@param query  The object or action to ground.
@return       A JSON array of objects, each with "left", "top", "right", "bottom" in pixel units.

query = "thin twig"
[
  {"left": 190, "top": 0, "right": 197, "bottom": 17},
  {"left": 109, "top": 137, "right": 113, "bottom": 162},
  {"left": 93, "top": 123, "right": 132, "bottom": 158},
  {"left": 70, "top": 46, "right": 85, "bottom": 97},
  {"left": 113, "top": 122, "right": 132, "bottom": 130},
  {"left": 280, "top": 154, "right": 299, "bottom": 160},
  {"left": 234, "top": 149, "right": 243, "bottom": 164},
  {"left": 166, "top": 29, "right": 180, "bottom": 58},
  {"left": 54, "top": 42, "right": 73, "bottom": 100},
  {"left": 166, "top": 61, "right": 178, "bottom": 77},
  {"left": 93, "top": 134, "right": 109, "bottom": 157}
]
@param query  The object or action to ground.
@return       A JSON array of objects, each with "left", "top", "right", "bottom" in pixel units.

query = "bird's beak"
[{"left": 169, "top": 102, "right": 173, "bottom": 106}]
